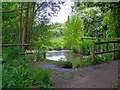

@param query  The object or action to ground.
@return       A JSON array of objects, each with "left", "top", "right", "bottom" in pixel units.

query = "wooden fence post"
[
  {"left": 112, "top": 43, "right": 115, "bottom": 60},
  {"left": 92, "top": 42, "right": 95, "bottom": 62},
  {"left": 43, "top": 52, "right": 46, "bottom": 59},
  {"left": 101, "top": 46, "right": 103, "bottom": 52},
  {"left": 97, "top": 46, "right": 99, "bottom": 52},
  {"left": 108, "top": 45, "right": 110, "bottom": 50}
]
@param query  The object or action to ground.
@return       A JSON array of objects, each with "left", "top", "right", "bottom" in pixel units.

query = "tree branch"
[{"left": 0, "top": 6, "right": 33, "bottom": 13}]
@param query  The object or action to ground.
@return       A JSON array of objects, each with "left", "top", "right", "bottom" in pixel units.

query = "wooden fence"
[
  {"left": 92, "top": 41, "right": 120, "bottom": 61},
  {"left": 0, "top": 44, "right": 30, "bottom": 47},
  {"left": 81, "top": 37, "right": 120, "bottom": 40}
]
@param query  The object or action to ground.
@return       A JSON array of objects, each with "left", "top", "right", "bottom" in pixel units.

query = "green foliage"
[
  {"left": 34, "top": 50, "right": 44, "bottom": 61},
  {"left": 63, "top": 14, "right": 83, "bottom": 49},
  {"left": 100, "top": 53, "right": 112, "bottom": 62},
  {"left": 49, "top": 36, "right": 64, "bottom": 50},
  {"left": 2, "top": 2, "right": 21, "bottom": 44},
  {"left": 115, "top": 73, "right": 120, "bottom": 89},
  {"left": 75, "top": 2, "right": 120, "bottom": 38},
  {"left": 2, "top": 47, "right": 52, "bottom": 88},
  {"left": 115, "top": 44, "right": 120, "bottom": 60},
  {"left": 2, "top": 47, "right": 21, "bottom": 61},
  {"left": 49, "top": 22, "right": 64, "bottom": 37},
  {"left": 31, "top": 22, "right": 51, "bottom": 50},
  {"left": 3, "top": 64, "right": 32, "bottom": 88},
  {"left": 71, "top": 45, "right": 77, "bottom": 52},
  {"left": 3, "top": 61, "right": 52, "bottom": 88},
  {"left": 30, "top": 68, "right": 51, "bottom": 88},
  {"left": 2, "top": 56, "right": 32, "bottom": 88},
  {"left": 77, "top": 40, "right": 92, "bottom": 54},
  {"left": 72, "top": 53, "right": 113, "bottom": 68}
]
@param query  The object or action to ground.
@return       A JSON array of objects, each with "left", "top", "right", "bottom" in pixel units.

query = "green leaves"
[{"left": 63, "top": 14, "right": 83, "bottom": 49}]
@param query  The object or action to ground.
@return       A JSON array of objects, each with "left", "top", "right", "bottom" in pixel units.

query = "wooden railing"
[
  {"left": 92, "top": 41, "right": 120, "bottom": 61},
  {"left": 81, "top": 37, "right": 120, "bottom": 40},
  {"left": 0, "top": 44, "right": 30, "bottom": 47}
]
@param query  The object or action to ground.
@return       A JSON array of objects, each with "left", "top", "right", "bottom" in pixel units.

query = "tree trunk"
[
  {"left": 22, "top": 2, "right": 29, "bottom": 53},
  {"left": 26, "top": 2, "right": 36, "bottom": 44},
  {"left": 19, "top": 2, "right": 23, "bottom": 44}
]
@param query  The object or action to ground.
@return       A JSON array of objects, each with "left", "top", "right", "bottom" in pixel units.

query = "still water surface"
[{"left": 46, "top": 50, "right": 88, "bottom": 61}]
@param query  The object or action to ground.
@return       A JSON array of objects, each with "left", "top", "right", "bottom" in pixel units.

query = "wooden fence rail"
[
  {"left": 92, "top": 41, "right": 120, "bottom": 61},
  {"left": 0, "top": 44, "right": 30, "bottom": 47},
  {"left": 81, "top": 37, "right": 120, "bottom": 40}
]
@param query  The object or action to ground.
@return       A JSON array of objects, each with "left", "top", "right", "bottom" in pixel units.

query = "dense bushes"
[
  {"left": 2, "top": 47, "right": 52, "bottom": 88},
  {"left": 77, "top": 40, "right": 92, "bottom": 54}
]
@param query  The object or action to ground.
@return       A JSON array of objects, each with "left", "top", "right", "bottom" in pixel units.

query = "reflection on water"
[{"left": 46, "top": 50, "right": 87, "bottom": 61}]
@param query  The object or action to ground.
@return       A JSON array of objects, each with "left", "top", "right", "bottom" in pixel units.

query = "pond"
[{"left": 46, "top": 50, "right": 88, "bottom": 61}]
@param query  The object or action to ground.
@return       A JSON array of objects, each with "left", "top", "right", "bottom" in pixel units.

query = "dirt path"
[{"left": 50, "top": 60, "right": 119, "bottom": 88}]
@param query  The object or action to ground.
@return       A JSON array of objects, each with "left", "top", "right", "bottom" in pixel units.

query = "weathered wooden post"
[
  {"left": 97, "top": 46, "right": 99, "bottom": 52},
  {"left": 101, "top": 46, "right": 103, "bottom": 52},
  {"left": 103, "top": 31, "right": 106, "bottom": 42},
  {"left": 43, "top": 52, "right": 46, "bottom": 59},
  {"left": 112, "top": 43, "right": 115, "bottom": 60},
  {"left": 108, "top": 45, "right": 110, "bottom": 50},
  {"left": 92, "top": 42, "right": 95, "bottom": 62}
]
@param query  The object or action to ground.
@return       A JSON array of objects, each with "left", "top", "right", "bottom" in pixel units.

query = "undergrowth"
[{"left": 2, "top": 47, "right": 52, "bottom": 88}]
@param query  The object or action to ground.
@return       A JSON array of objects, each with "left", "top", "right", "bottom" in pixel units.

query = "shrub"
[
  {"left": 115, "top": 73, "right": 120, "bottom": 89},
  {"left": 77, "top": 40, "right": 92, "bottom": 55},
  {"left": 2, "top": 48, "right": 52, "bottom": 88},
  {"left": 71, "top": 45, "right": 78, "bottom": 53}
]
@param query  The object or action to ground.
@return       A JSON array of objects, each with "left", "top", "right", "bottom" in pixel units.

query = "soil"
[{"left": 35, "top": 60, "right": 119, "bottom": 88}]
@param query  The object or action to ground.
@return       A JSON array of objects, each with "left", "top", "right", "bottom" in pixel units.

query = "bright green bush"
[{"left": 63, "top": 14, "right": 83, "bottom": 49}]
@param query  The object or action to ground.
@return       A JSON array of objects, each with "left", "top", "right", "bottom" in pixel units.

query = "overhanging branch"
[{"left": 0, "top": 6, "right": 33, "bottom": 13}]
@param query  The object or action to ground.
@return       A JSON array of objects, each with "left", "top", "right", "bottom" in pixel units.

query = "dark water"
[{"left": 46, "top": 50, "right": 88, "bottom": 61}]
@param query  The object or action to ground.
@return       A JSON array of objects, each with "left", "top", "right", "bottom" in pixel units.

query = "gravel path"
[
  {"left": 34, "top": 60, "right": 119, "bottom": 88},
  {"left": 51, "top": 60, "right": 119, "bottom": 88},
  {"left": 39, "top": 62, "right": 83, "bottom": 72}
]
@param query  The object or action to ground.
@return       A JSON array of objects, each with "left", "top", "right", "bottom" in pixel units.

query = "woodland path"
[{"left": 35, "top": 60, "right": 119, "bottom": 88}]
